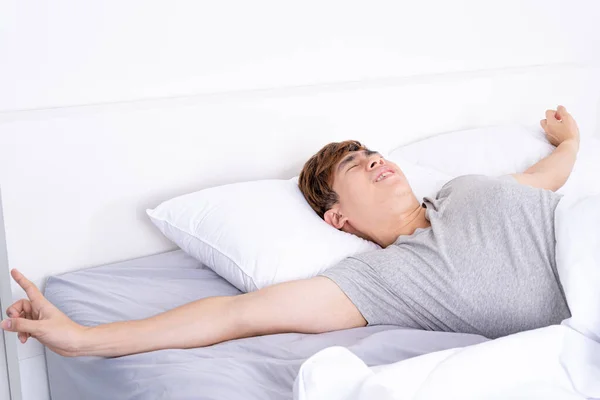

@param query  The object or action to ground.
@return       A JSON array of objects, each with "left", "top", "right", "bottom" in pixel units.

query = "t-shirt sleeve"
[
  {"left": 319, "top": 257, "right": 381, "bottom": 324},
  {"left": 498, "top": 174, "right": 519, "bottom": 184},
  {"left": 319, "top": 256, "right": 423, "bottom": 329}
]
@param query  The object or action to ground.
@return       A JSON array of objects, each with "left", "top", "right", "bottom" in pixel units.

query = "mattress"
[{"left": 44, "top": 250, "right": 488, "bottom": 400}]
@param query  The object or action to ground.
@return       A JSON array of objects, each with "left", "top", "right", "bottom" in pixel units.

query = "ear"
[{"left": 324, "top": 208, "right": 348, "bottom": 230}]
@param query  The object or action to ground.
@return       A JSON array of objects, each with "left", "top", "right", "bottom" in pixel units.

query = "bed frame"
[{"left": 0, "top": 189, "right": 22, "bottom": 400}]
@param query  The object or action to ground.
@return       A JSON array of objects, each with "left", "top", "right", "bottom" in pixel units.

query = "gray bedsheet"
[{"left": 44, "top": 250, "right": 488, "bottom": 400}]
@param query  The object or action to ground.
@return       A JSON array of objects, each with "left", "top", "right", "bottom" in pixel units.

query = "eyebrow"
[{"left": 337, "top": 150, "right": 378, "bottom": 173}]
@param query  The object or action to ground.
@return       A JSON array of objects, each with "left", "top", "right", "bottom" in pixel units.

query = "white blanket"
[{"left": 295, "top": 193, "right": 600, "bottom": 400}]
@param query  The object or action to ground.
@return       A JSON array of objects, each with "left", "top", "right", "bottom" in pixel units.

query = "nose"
[{"left": 368, "top": 155, "right": 384, "bottom": 170}]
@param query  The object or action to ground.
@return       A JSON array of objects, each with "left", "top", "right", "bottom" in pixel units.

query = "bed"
[
  {"left": 2, "top": 47, "right": 599, "bottom": 400},
  {"left": 43, "top": 250, "right": 488, "bottom": 400}
]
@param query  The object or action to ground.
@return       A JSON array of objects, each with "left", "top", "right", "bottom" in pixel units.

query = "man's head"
[{"left": 299, "top": 140, "right": 418, "bottom": 245}]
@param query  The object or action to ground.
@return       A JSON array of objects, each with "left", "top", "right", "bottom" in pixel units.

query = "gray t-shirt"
[{"left": 321, "top": 174, "right": 571, "bottom": 339}]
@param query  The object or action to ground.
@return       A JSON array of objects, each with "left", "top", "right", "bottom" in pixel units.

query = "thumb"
[{"left": 1, "top": 318, "right": 42, "bottom": 335}]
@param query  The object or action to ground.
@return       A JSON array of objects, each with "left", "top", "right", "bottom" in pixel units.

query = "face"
[{"left": 325, "top": 150, "right": 416, "bottom": 241}]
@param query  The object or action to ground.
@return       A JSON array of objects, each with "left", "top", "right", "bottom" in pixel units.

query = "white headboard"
[
  {"left": 1, "top": 0, "right": 599, "bottom": 286},
  {"left": 1, "top": 1, "right": 600, "bottom": 398},
  {"left": 1, "top": 63, "right": 599, "bottom": 282}
]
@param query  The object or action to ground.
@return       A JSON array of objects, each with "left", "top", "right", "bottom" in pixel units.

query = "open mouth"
[{"left": 374, "top": 168, "right": 395, "bottom": 182}]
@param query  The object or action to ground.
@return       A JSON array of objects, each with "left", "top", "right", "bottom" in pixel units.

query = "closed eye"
[{"left": 347, "top": 164, "right": 358, "bottom": 172}]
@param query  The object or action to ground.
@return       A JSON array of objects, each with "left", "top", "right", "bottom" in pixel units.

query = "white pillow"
[
  {"left": 388, "top": 125, "right": 555, "bottom": 178},
  {"left": 392, "top": 160, "right": 454, "bottom": 203},
  {"left": 147, "top": 179, "right": 380, "bottom": 292},
  {"left": 148, "top": 125, "right": 599, "bottom": 293},
  {"left": 388, "top": 124, "right": 600, "bottom": 198}
]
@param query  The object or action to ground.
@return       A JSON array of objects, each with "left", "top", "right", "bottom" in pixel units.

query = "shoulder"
[
  {"left": 441, "top": 174, "right": 515, "bottom": 189},
  {"left": 334, "top": 245, "right": 402, "bottom": 270},
  {"left": 438, "top": 174, "right": 517, "bottom": 197},
  {"left": 427, "top": 174, "right": 523, "bottom": 214}
]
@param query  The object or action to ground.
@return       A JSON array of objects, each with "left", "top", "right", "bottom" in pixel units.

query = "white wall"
[
  {"left": 2, "top": 0, "right": 599, "bottom": 112},
  {"left": 1, "top": 1, "right": 600, "bottom": 400}
]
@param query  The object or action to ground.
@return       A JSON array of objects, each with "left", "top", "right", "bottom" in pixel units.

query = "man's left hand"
[{"left": 540, "top": 105, "right": 580, "bottom": 148}]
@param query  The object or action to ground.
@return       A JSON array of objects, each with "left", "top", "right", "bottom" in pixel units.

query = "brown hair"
[{"left": 298, "top": 140, "right": 368, "bottom": 218}]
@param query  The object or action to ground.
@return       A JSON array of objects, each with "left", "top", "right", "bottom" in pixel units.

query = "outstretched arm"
[
  {"left": 512, "top": 105, "right": 580, "bottom": 191},
  {"left": 1, "top": 269, "right": 365, "bottom": 358}
]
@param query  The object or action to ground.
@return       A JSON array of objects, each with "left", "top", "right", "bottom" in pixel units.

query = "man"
[{"left": 1, "top": 106, "right": 578, "bottom": 358}]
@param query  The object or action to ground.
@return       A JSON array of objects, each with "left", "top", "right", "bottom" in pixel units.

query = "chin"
[{"left": 392, "top": 181, "right": 413, "bottom": 197}]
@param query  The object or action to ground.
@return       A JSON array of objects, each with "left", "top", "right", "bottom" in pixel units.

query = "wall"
[
  {"left": 1, "top": 1, "right": 599, "bottom": 399},
  {"left": 2, "top": 0, "right": 600, "bottom": 112}
]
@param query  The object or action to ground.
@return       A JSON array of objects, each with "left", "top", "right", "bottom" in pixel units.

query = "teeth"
[{"left": 376, "top": 171, "right": 392, "bottom": 182}]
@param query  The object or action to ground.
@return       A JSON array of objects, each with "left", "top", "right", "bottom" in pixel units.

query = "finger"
[
  {"left": 21, "top": 300, "right": 33, "bottom": 319},
  {"left": 545, "top": 109, "right": 557, "bottom": 122},
  {"left": 18, "top": 307, "right": 32, "bottom": 341},
  {"left": 11, "top": 269, "right": 45, "bottom": 303},
  {"left": 540, "top": 119, "right": 548, "bottom": 131},
  {"left": 0, "top": 317, "right": 41, "bottom": 335},
  {"left": 7, "top": 299, "right": 32, "bottom": 318},
  {"left": 8, "top": 304, "right": 34, "bottom": 342},
  {"left": 556, "top": 105, "right": 568, "bottom": 120}
]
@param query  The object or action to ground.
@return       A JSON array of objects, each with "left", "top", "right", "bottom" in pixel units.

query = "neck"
[{"left": 372, "top": 202, "right": 430, "bottom": 248}]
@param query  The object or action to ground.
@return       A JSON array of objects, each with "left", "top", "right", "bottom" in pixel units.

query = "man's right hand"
[{"left": 1, "top": 269, "right": 87, "bottom": 357}]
